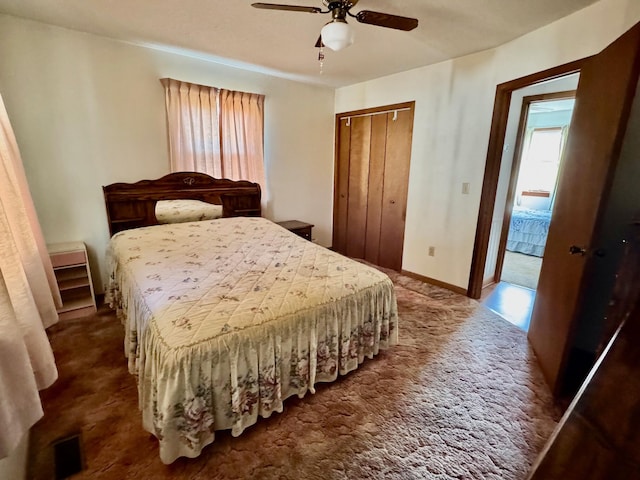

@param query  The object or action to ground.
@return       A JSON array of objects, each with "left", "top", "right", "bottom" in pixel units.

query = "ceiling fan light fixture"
[{"left": 321, "top": 19, "right": 354, "bottom": 51}]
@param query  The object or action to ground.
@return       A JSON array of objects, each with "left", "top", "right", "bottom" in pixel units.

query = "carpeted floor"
[
  {"left": 501, "top": 251, "right": 543, "bottom": 290},
  {"left": 30, "top": 271, "right": 559, "bottom": 480}
]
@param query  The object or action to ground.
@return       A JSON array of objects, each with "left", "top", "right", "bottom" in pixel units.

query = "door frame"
[
  {"left": 493, "top": 90, "right": 577, "bottom": 284},
  {"left": 467, "top": 59, "right": 587, "bottom": 299}
]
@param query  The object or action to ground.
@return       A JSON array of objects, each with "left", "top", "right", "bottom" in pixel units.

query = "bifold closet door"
[
  {"left": 379, "top": 108, "right": 412, "bottom": 270},
  {"left": 345, "top": 115, "right": 371, "bottom": 259},
  {"left": 364, "top": 114, "right": 388, "bottom": 265},
  {"left": 333, "top": 102, "right": 414, "bottom": 271}
]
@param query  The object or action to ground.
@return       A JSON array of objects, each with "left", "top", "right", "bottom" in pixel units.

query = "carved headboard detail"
[{"left": 103, "top": 172, "right": 262, "bottom": 236}]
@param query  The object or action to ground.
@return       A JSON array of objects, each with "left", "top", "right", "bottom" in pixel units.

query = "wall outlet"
[
  {"left": 428, "top": 246, "right": 435, "bottom": 256},
  {"left": 462, "top": 182, "right": 470, "bottom": 195}
]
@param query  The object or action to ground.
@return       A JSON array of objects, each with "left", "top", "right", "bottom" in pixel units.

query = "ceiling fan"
[{"left": 252, "top": 1, "right": 419, "bottom": 51}]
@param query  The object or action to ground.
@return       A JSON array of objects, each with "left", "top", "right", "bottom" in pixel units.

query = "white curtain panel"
[{"left": 0, "top": 94, "right": 59, "bottom": 458}]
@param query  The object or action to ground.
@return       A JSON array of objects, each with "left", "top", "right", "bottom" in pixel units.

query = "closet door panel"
[
  {"left": 364, "top": 114, "right": 388, "bottom": 265},
  {"left": 379, "top": 109, "right": 413, "bottom": 270},
  {"left": 333, "top": 118, "right": 352, "bottom": 253},
  {"left": 346, "top": 116, "right": 372, "bottom": 259}
]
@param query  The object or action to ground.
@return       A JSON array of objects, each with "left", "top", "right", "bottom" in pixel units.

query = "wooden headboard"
[{"left": 103, "top": 172, "right": 261, "bottom": 236}]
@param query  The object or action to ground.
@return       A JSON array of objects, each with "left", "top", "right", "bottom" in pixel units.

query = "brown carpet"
[{"left": 30, "top": 271, "right": 559, "bottom": 480}]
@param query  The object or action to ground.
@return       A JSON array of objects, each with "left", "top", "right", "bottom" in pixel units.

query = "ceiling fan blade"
[
  {"left": 251, "top": 3, "right": 322, "bottom": 13},
  {"left": 315, "top": 35, "right": 324, "bottom": 48},
  {"left": 355, "top": 10, "right": 419, "bottom": 31}
]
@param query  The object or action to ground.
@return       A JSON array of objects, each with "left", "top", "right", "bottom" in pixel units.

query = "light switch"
[{"left": 462, "top": 182, "right": 470, "bottom": 195}]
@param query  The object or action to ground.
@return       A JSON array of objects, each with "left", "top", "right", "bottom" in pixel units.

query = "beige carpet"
[
  {"left": 501, "top": 251, "right": 543, "bottom": 290},
  {"left": 31, "top": 270, "right": 559, "bottom": 480}
]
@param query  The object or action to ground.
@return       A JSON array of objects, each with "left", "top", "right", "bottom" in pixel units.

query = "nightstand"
[
  {"left": 48, "top": 242, "right": 97, "bottom": 320},
  {"left": 276, "top": 220, "right": 314, "bottom": 241}
]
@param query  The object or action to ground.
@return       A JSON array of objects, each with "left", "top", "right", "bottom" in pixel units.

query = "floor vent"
[{"left": 52, "top": 433, "right": 84, "bottom": 479}]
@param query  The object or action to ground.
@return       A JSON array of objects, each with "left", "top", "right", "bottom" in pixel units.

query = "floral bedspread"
[
  {"left": 155, "top": 199, "right": 223, "bottom": 224},
  {"left": 105, "top": 216, "right": 398, "bottom": 464}
]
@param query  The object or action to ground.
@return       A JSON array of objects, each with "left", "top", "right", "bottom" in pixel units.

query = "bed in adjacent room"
[
  {"left": 506, "top": 206, "right": 552, "bottom": 257},
  {"left": 102, "top": 172, "right": 398, "bottom": 464}
]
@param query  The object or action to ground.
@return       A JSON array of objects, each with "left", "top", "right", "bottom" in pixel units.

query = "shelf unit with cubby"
[{"left": 48, "top": 241, "right": 97, "bottom": 320}]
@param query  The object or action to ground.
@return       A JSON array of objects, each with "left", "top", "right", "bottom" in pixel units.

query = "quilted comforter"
[
  {"left": 507, "top": 206, "right": 551, "bottom": 257},
  {"left": 105, "top": 216, "right": 398, "bottom": 463}
]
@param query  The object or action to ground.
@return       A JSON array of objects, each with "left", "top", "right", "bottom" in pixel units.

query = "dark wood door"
[
  {"left": 333, "top": 102, "right": 414, "bottom": 271},
  {"left": 345, "top": 116, "right": 371, "bottom": 259},
  {"left": 527, "top": 22, "right": 640, "bottom": 395},
  {"left": 379, "top": 109, "right": 413, "bottom": 270}
]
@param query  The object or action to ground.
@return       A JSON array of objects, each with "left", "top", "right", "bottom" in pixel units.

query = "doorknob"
[{"left": 569, "top": 245, "right": 587, "bottom": 256}]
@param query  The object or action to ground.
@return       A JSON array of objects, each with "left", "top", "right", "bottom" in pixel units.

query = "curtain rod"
[{"left": 340, "top": 107, "right": 411, "bottom": 125}]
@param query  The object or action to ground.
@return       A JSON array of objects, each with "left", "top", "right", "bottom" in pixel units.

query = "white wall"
[
  {"left": 0, "top": 15, "right": 335, "bottom": 291},
  {"left": 335, "top": 0, "right": 640, "bottom": 289}
]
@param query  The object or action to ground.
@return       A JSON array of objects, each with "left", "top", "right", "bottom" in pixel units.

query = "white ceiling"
[{"left": 0, "top": 0, "right": 599, "bottom": 87}]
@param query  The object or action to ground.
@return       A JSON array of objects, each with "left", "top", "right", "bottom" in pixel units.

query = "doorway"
[
  {"left": 501, "top": 93, "right": 576, "bottom": 284},
  {"left": 470, "top": 21, "right": 640, "bottom": 398},
  {"left": 481, "top": 77, "right": 578, "bottom": 331}
]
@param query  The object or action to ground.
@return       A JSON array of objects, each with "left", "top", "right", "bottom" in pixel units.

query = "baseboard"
[
  {"left": 482, "top": 278, "right": 496, "bottom": 289},
  {"left": 401, "top": 269, "right": 468, "bottom": 296}
]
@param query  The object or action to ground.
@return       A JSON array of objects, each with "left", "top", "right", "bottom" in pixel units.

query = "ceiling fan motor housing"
[{"left": 252, "top": 0, "right": 418, "bottom": 51}]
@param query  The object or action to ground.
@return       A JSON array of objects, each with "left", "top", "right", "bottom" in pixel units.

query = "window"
[
  {"left": 160, "top": 78, "right": 266, "bottom": 191},
  {"left": 519, "top": 127, "right": 565, "bottom": 194}
]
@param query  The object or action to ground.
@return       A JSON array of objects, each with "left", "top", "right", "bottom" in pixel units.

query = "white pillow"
[{"left": 155, "top": 199, "right": 223, "bottom": 224}]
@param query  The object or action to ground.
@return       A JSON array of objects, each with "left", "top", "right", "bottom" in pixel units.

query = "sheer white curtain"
[
  {"left": 0, "top": 93, "right": 60, "bottom": 458},
  {"left": 161, "top": 78, "right": 266, "bottom": 191}
]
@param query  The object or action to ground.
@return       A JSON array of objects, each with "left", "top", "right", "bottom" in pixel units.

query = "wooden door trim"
[
  {"left": 467, "top": 59, "right": 587, "bottom": 299},
  {"left": 494, "top": 90, "right": 576, "bottom": 283},
  {"left": 336, "top": 101, "right": 416, "bottom": 119}
]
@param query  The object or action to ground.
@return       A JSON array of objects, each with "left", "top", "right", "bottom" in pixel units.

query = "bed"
[
  {"left": 102, "top": 173, "right": 399, "bottom": 464},
  {"left": 506, "top": 206, "right": 552, "bottom": 257}
]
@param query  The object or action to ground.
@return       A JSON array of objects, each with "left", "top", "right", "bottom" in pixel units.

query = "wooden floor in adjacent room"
[{"left": 481, "top": 281, "right": 536, "bottom": 332}]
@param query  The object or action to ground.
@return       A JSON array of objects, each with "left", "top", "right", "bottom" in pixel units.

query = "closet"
[{"left": 333, "top": 101, "right": 414, "bottom": 271}]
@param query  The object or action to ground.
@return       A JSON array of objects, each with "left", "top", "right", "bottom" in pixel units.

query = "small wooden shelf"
[
  {"left": 58, "top": 277, "right": 91, "bottom": 291},
  {"left": 48, "top": 242, "right": 97, "bottom": 321},
  {"left": 276, "top": 220, "right": 314, "bottom": 241},
  {"left": 54, "top": 266, "right": 89, "bottom": 283},
  {"left": 57, "top": 296, "right": 95, "bottom": 313}
]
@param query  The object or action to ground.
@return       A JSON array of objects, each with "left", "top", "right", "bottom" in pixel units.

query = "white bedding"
[
  {"left": 507, "top": 206, "right": 551, "bottom": 257},
  {"left": 155, "top": 199, "right": 223, "bottom": 224},
  {"left": 105, "top": 216, "right": 398, "bottom": 463}
]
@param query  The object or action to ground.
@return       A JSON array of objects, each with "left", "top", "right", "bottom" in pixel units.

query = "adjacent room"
[
  {"left": 481, "top": 74, "right": 579, "bottom": 332},
  {"left": 1, "top": 0, "right": 639, "bottom": 479}
]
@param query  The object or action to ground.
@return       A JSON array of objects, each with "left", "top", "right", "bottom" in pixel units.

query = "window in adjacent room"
[
  {"left": 160, "top": 78, "right": 266, "bottom": 190},
  {"left": 517, "top": 126, "right": 566, "bottom": 197}
]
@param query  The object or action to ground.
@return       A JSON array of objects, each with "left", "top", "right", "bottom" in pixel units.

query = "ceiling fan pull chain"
[{"left": 318, "top": 46, "right": 325, "bottom": 74}]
